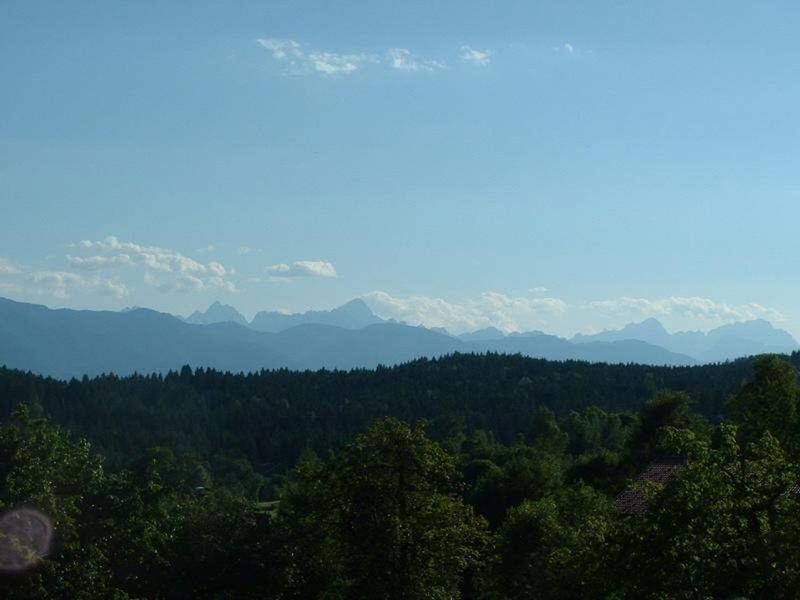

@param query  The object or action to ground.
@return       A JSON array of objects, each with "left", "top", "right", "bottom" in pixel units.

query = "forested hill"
[{"left": 2, "top": 352, "right": 792, "bottom": 471}]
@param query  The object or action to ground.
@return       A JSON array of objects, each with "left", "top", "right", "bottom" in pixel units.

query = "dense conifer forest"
[
  {"left": 0, "top": 352, "right": 770, "bottom": 471},
  {"left": 1, "top": 352, "right": 800, "bottom": 597}
]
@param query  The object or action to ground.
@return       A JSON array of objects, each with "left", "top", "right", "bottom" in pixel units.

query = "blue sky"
[{"left": 2, "top": 1, "right": 800, "bottom": 336}]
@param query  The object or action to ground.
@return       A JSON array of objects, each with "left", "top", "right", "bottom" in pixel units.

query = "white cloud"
[
  {"left": 554, "top": 43, "right": 575, "bottom": 55},
  {"left": 29, "top": 271, "right": 83, "bottom": 298},
  {"left": 97, "top": 278, "right": 129, "bottom": 298},
  {"left": 308, "top": 51, "right": 374, "bottom": 75},
  {"left": 74, "top": 236, "right": 236, "bottom": 294},
  {"left": 207, "top": 261, "right": 226, "bottom": 277},
  {"left": 387, "top": 48, "right": 446, "bottom": 72},
  {"left": 587, "top": 296, "right": 786, "bottom": 324},
  {"left": 209, "top": 276, "right": 237, "bottom": 292},
  {"left": 257, "top": 38, "right": 374, "bottom": 76},
  {"left": 147, "top": 272, "right": 204, "bottom": 294},
  {"left": 363, "top": 290, "right": 567, "bottom": 334},
  {"left": 265, "top": 260, "right": 338, "bottom": 280},
  {"left": 257, "top": 38, "right": 303, "bottom": 61},
  {"left": 364, "top": 291, "right": 789, "bottom": 337},
  {"left": 530, "top": 287, "right": 550, "bottom": 294},
  {"left": 460, "top": 45, "right": 492, "bottom": 66},
  {"left": 258, "top": 38, "right": 455, "bottom": 76},
  {"left": 29, "top": 271, "right": 128, "bottom": 299},
  {"left": 0, "top": 257, "right": 20, "bottom": 274},
  {"left": 67, "top": 254, "right": 134, "bottom": 270}
]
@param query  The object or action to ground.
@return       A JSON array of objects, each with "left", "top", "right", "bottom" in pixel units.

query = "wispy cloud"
[
  {"left": 257, "top": 38, "right": 376, "bottom": 76},
  {"left": 0, "top": 255, "right": 128, "bottom": 299},
  {"left": 554, "top": 42, "right": 575, "bottom": 55},
  {"left": 363, "top": 291, "right": 787, "bottom": 336},
  {"left": 265, "top": 260, "right": 338, "bottom": 281},
  {"left": 587, "top": 296, "right": 786, "bottom": 324},
  {"left": 257, "top": 38, "right": 303, "bottom": 61},
  {"left": 143, "top": 271, "right": 220, "bottom": 294},
  {"left": 308, "top": 51, "right": 374, "bottom": 75},
  {"left": 74, "top": 236, "right": 237, "bottom": 294},
  {"left": 29, "top": 271, "right": 128, "bottom": 299},
  {"left": 387, "top": 48, "right": 446, "bottom": 72},
  {"left": 257, "top": 38, "right": 470, "bottom": 77},
  {"left": 0, "top": 257, "right": 20, "bottom": 275},
  {"left": 460, "top": 45, "right": 492, "bottom": 66},
  {"left": 363, "top": 290, "right": 567, "bottom": 334},
  {"left": 67, "top": 254, "right": 134, "bottom": 270}
]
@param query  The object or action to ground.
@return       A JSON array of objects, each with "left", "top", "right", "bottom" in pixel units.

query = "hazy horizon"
[
  {"left": 3, "top": 6, "right": 800, "bottom": 596},
  {"left": 3, "top": 2, "right": 800, "bottom": 337},
  {"left": 1, "top": 293, "right": 794, "bottom": 341}
]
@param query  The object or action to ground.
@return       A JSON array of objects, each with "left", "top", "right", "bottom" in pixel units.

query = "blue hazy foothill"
[
  {"left": 572, "top": 317, "right": 799, "bottom": 363},
  {"left": 3, "top": 296, "right": 797, "bottom": 380}
]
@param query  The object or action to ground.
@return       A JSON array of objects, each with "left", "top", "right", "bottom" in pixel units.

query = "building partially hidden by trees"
[
  {"left": 614, "top": 456, "right": 685, "bottom": 515},
  {"left": 0, "top": 353, "right": 798, "bottom": 597}
]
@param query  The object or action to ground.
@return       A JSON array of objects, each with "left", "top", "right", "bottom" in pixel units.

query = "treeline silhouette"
[
  {"left": 0, "top": 352, "right": 771, "bottom": 472},
  {"left": 1, "top": 352, "right": 799, "bottom": 597}
]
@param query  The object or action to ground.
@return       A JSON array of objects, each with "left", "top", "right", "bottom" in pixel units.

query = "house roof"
[{"left": 614, "top": 456, "right": 686, "bottom": 515}]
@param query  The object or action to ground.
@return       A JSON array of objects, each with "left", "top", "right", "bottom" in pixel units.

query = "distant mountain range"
[
  {"left": 0, "top": 297, "right": 703, "bottom": 379},
  {"left": 1, "top": 297, "right": 796, "bottom": 379},
  {"left": 182, "top": 298, "right": 385, "bottom": 332},
  {"left": 571, "top": 317, "right": 799, "bottom": 363},
  {"left": 185, "top": 301, "right": 249, "bottom": 326},
  {"left": 457, "top": 327, "right": 506, "bottom": 342},
  {"left": 250, "top": 299, "right": 384, "bottom": 332}
]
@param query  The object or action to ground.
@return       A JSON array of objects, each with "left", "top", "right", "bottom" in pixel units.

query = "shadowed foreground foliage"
[{"left": 0, "top": 354, "right": 799, "bottom": 597}]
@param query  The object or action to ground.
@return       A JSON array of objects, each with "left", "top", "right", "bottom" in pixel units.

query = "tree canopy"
[{"left": 0, "top": 353, "right": 799, "bottom": 597}]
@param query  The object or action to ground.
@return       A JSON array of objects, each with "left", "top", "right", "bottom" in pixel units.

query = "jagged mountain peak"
[
  {"left": 624, "top": 317, "right": 667, "bottom": 332},
  {"left": 250, "top": 299, "right": 384, "bottom": 333},
  {"left": 186, "top": 301, "right": 248, "bottom": 326},
  {"left": 573, "top": 317, "right": 798, "bottom": 362},
  {"left": 334, "top": 298, "right": 375, "bottom": 316}
]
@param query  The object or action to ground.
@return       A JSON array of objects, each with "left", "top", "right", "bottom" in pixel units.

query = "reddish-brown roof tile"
[{"left": 615, "top": 456, "right": 685, "bottom": 515}]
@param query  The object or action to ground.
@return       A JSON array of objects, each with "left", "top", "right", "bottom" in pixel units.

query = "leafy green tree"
[
  {"left": 629, "top": 390, "right": 708, "bottom": 467},
  {"left": 568, "top": 448, "right": 628, "bottom": 494},
  {"left": 278, "top": 418, "right": 487, "bottom": 599},
  {"left": 0, "top": 405, "right": 120, "bottom": 598},
  {"left": 470, "top": 451, "right": 565, "bottom": 527},
  {"left": 563, "top": 406, "right": 632, "bottom": 455},
  {"left": 93, "top": 448, "right": 271, "bottom": 598},
  {"left": 486, "top": 484, "right": 615, "bottom": 599},
  {"left": 273, "top": 449, "right": 343, "bottom": 598},
  {"left": 614, "top": 425, "right": 800, "bottom": 598},
  {"left": 0, "top": 353, "right": 764, "bottom": 476},
  {"left": 4, "top": 354, "right": 800, "bottom": 598},
  {"left": 729, "top": 355, "right": 800, "bottom": 454},
  {"left": 168, "top": 488, "right": 272, "bottom": 598}
]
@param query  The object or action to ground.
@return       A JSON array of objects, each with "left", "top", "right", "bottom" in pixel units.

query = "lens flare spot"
[{"left": 0, "top": 509, "right": 53, "bottom": 573}]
